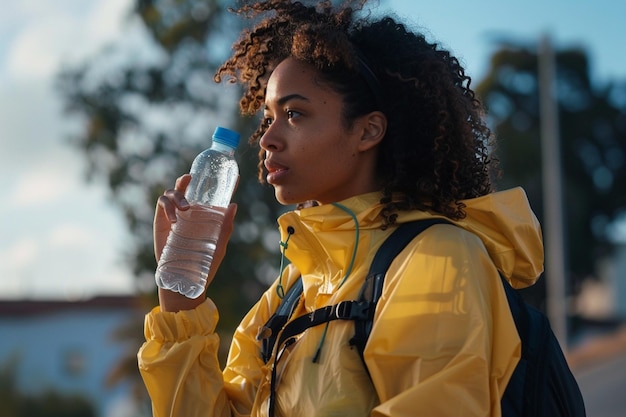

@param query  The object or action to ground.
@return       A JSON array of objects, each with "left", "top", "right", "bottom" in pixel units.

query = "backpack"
[{"left": 259, "top": 219, "right": 586, "bottom": 417}]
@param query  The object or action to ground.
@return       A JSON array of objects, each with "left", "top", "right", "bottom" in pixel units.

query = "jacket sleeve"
[
  {"left": 366, "top": 225, "right": 521, "bottom": 417},
  {"left": 138, "top": 298, "right": 233, "bottom": 417},
  {"left": 138, "top": 270, "right": 298, "bottom": 417}
]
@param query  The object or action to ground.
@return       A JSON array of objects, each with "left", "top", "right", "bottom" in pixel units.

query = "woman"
[{"left": 138, "top": 0, "right": 544, "bottom": 416}]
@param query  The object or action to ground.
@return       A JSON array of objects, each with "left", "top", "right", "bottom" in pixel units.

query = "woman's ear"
[{"left": 358, "top": 111, "right": 387, "bottom": 152}]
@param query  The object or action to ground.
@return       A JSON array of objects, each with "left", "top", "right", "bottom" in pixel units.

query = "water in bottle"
[{"left": 155, "top": 126, "right": 240, "bottom": 299}]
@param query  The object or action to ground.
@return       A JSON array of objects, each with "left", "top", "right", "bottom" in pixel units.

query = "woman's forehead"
[{"left": 266, "top": 58, "right": 331, "bottom": 97}]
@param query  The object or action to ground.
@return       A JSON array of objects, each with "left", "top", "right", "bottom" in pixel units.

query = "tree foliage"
[{"left": 477, "top": 41, "right": 626, "bottom": 305}]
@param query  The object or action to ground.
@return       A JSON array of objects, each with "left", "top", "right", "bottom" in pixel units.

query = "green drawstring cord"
[
  {"left": 331, "top": 202, "right": 360, "bottom": 290},
  {"left": 276, "top": 226, "right": 295, "bottom": 299},
  {"left": 312, "top": 202, "right": 360, "bottom": 363},
  {"left": 312, "top": 322, "right": 330, "bottom": 363}
]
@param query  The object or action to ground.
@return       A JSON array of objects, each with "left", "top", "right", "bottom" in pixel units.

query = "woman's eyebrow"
[{"left": 265, "top": 93, "right": 310, "bottom": 110}]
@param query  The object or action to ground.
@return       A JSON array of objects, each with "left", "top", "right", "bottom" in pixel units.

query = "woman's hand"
[
  {"left": 154, "top": 174, "right": 192, "bottom": 262},
  {"left": 154, "top": 174, "right": 238, "bottom": 311}
]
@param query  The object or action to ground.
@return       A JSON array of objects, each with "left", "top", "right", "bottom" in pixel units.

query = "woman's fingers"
[
  {"left": 160, "top": 174, "right": 192, "bottom": 221},
  {"left": 153, "top": 174, "right": 193, "bottom": 261}
]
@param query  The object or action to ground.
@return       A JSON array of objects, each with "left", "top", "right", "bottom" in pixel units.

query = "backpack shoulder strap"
[
  {"left": 350, "top": 218, "right": 452, "bottom": 362},
  {"left": 258, "top": 277, "right": 304, "bottom": 363}
]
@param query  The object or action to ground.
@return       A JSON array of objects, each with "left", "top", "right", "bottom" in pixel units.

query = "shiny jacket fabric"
[{"left": 138, "top": 188, "right": 543, "bottom": 417}]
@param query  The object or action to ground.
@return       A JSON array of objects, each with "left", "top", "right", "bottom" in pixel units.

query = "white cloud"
[
  {"left": 9, "top": 167, "right": 75, "bottom": 209},
  {"left": 88, "top": 0, "right": 133, "bottom": 45},
  {"left": 0, "top": 197, "right": 135, "bottom": 299},
  {"left": 0, "top": 237, "right": 39, "bottom": 297},
  {"left": 7, "top": 16, "right": 73, "bottom": 79},
  {"left": 0, "top": 238, "right": 38, "bottom": 270},
  {"left": 5, "top": 0, "right": 131, "bottom": 81},
  {"left": 48, "top": 223, "right": 95, "bottom": 247}
]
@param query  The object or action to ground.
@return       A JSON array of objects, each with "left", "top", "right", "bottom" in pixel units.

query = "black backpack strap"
[
  {"left": 350, "top": 218, "right": 452, "bottom": 363},
  {"left": 258, "top": 277, "right": 304, "bottom": 363},
  {"left": 273, "top": 296, "right": 374, "bottom": 358}
]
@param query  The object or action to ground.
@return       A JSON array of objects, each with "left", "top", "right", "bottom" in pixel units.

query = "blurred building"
[
  {"left": 576, "top": 241, "right": 626, "bottom": 336},
  {"left": 0, "top": 295, "right": 148, "bottom": 417}
]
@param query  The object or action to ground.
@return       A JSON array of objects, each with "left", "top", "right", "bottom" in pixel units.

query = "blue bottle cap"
[{"left": 212, "top": 126, "right": 240, "bottom": 149}]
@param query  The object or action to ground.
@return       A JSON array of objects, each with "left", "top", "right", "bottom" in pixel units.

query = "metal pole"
[{"left": 538, "top": 34, "right": 568, "bottom": 348}]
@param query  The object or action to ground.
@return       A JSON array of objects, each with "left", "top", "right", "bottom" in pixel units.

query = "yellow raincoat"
[{"left": 139, "top": 187, "right": 543, "bottom": 417}]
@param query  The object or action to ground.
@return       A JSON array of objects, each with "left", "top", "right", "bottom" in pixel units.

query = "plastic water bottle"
[{"left": 155, "top": 126, "right": 240, "bottom": 299}]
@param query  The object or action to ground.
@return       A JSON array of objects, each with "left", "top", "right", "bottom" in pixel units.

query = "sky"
[{"left": 1, "top": 0, "right": 625, "bottom": 300}]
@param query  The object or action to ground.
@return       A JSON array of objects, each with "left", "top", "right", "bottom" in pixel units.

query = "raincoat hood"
[{"left": 278, "top": 187, "right": 543, "bottom": 290}]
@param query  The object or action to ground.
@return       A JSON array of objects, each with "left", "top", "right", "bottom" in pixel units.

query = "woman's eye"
[
  {"left": 286, "top": 110, "right": 300, "bottom": 119},
  {"left": 263, "top": 117, "right": 273, "bottom": 126}
]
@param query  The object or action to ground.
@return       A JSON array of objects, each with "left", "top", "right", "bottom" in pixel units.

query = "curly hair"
[{"left": 215, "top": 0, "right": 498, "bottom": 223}]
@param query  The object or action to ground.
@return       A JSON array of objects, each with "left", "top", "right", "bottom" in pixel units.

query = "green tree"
[
  {"left": 477, "top": 42, "right": 626, "bottom": 309},
  {"left": 57, "top": 0, "right": 284, "bottom": 402}
]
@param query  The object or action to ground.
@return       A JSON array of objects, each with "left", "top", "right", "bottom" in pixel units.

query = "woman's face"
[{"left": 260, "top": 57, "right": 381, "bottom": 206}]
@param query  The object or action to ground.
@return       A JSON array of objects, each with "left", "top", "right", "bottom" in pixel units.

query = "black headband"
[{"left": 354, "top": 48, "right": 383, "bottom": 109}]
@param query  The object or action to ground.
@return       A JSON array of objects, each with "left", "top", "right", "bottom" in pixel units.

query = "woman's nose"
[{"left": 259, "top": 124, "right": 284, "bottom": 151}]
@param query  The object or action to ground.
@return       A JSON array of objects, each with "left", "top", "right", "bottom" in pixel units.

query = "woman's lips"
[{"left": 264, "top": 159, "right": 289, "bottom": 184}]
